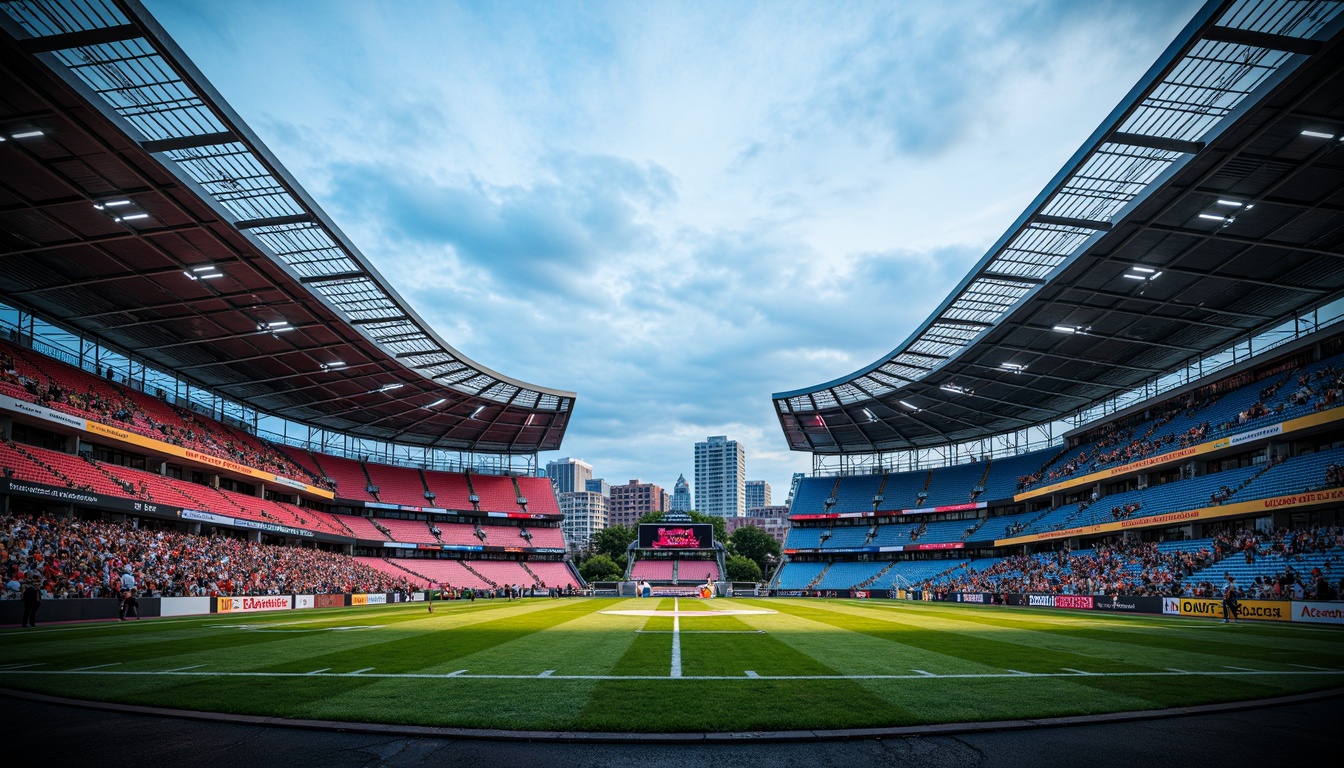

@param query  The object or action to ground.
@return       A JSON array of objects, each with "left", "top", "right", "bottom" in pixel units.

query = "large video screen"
[{"left": 638, "top": 523, "right": 714, "bottom": 550}]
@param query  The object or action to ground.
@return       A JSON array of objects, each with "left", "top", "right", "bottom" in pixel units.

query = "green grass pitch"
[{"left": 2, "top": 597, "right": 1341, "bottom": 732}]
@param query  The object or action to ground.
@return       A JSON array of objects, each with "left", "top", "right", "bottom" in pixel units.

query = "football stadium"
[{"left": 1, "top": 0, "right": 1343, "bottom": 764}]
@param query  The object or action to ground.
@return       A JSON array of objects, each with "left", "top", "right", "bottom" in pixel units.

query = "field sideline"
[{"left": 1, "top": 597, "right": 1341, "bottom": 732}]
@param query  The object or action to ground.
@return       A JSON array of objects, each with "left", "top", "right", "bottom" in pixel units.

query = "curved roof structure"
[
  {"left": 774, "top": 0, "right": 1344, "bottom": 455},
  {"left": 0, "top": 0, "right": 574, "bottom": 452}
]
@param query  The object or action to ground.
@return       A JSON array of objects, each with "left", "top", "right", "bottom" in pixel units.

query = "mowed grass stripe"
[
  {"left": 743, "top": 599, "right": 1163, "bottom": 674},
  {"left": 575, "top": 598, "right": 913, "bottom": 731},
  {"left": 437, "top": 598, "right": 650, "bottom": 675},
  {"left": 833, "top": 600, "right": 1344, "bottom": 671}
]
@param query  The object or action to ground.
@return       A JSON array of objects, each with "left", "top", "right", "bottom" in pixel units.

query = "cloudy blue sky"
[{"left": 146, "top": 0, "right": 1201, "bottom": 502}]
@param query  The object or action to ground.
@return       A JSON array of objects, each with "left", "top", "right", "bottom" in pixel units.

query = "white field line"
[
  {"left": 911, "top": 669, "right": 937, "bottom": 677},
  {"left": 350, "top": 667, "right": 375, "bottom": 675},
  {"left": 162, "top": 664, "right": 207, "bottom": 672},
  {"left": 636, "top": 630, "right": 764, "bottom": 634},
  {"left": 2, "top": 669, "right": 1339, "bottom": 682},
  {"left": 0, "top": 663, "right": 44, "bottom": 670},
  {"left": 745, "top": 670, "right": 760, "bottom": 678},
  {"left": 1288, "top": 663, "right": 1331, "bottom": 671},
  {"left": 305, "top": 668, "right": 330, "bottom": 675},
  {"left": 1223, "top": 665, "right": 1258, "bottom": 671},
  {"left": 67, "top": 662, "right": 119, "bottom": 671},
  {"left": 1063, "top": 668, "right": 1098, "bottom": 676},
  {"left": 539, "top": 670, "right": 555, "bottom": 677},
  {"left": 670, "top": 598, "right": 682, "bottom": 679}
]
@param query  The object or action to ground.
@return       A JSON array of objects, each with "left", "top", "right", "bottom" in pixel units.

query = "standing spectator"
[
  {"left": 21, "top": 576, "right": 41, "bottom": 628},
  {"left": 1221, "top": 577, "right": 1239, "bottom": 624}
]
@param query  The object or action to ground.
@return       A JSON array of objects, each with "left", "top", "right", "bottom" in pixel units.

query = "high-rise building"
[
  {"left": 546, "top": 457, "right": 593, "bottom": 496},
  {"left": 585, "top": 477, "right": 611, "bottom": 497},
  {"left": 558, "top": 490, "right": 607, "bottom": 548},
  {"left": 671, "top": 473, "right": 691, "bottom": 512},
  {"left": 694, "top": 435, "right": 746, "bottom": 518},
  {"left": 609, "top": 479, "right": 665, "bottom": 527},
  {"left": 745, "top": 480, "right": 771, "bottom": 511}
]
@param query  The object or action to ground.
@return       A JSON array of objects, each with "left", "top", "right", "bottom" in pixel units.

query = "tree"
[
  {"left": 725, "top": 553, "right": 762, "bottom": 582},
  {"left": 729, "top": 525, "right": 782, "bottom": 577},
  {"left": 590, "top": 525, "right": 636, "bottom": 563},
  {"left": 579, "top": 554, "right": 624, "bottom": 582},
  {"left": 637, "top": 510, "right": 727, "bottom": 546}
]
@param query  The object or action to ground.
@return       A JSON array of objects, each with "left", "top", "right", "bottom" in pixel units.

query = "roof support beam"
[
  {"left": 1107, "top": 131, "right": 1204, "bottom": 154},
  {"left": 141, "top": 131, "right": 239, "bottom": 153},
  {"left": 1032, "top": 214, "right": 1113, "bottom": 231},
  {"left": 18, "top": 25, "right": 140, "bottom": 53},
  {"left": 299, "top": 271, "right": 367, "bottom": 284},
  {"left": 234, "top": 213, "right": 313, "bottom": 230},
  {"left": 1200, "top": 25, "right": 1323, "bottom": 56}
]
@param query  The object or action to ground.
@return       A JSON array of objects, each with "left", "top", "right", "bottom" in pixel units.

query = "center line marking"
[
  {"left": 163, "top": 664, "right": 206, "bottom": 673},
  {"left": 350, "top": 667, "right": 375, "bottom": 675},
  {"left": 69, "top": 663, "right": 120, "bottom": 671},
  {"left": 1288, "top": 664, "right": 1331, "bottom": 671},
  {"left": 306, "top": 668, "right": 330, "bottom": 675},
  {"left": 670, "top": 598, "right": 682, "bottom": 679},
  {"left": 1223, "top": 665, "right": 1256, "bottom": 672}
]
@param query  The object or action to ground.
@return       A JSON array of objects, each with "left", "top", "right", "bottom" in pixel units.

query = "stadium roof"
[
  {"left": 773, "top": 0, "right": 1344, "bottom": 455},
  {"left": 0, "top": 0, "right": 575, "bottom": 453}
]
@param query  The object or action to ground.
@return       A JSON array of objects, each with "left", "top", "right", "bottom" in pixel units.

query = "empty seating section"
[
  {"left": 390, "top": 558, "right": 492, "bottom": 590},
  {"left": 632, "top": 559, "right": 676, "bottom": 580},
  {"left": 525, "top": 561, "right": 580, "bottom": 589},
  {"left": 876, "top": 471, "right": 929, "bottom": 510},
  {"left": 421, "top": 470, "right": 474, "bottom": 510},
  {"left": 363, "top": 462, "right": 429, "bottom": 507},
  {"left": 480, "top": 524, "right": 530, "bottom": 547},
  {"left": 784, "top": 526, "right": 825, "bottom": 549},
  {"left": 820, "top": 526, "right": 870, "bottom": 549},
  {"left": 1, "top": 442, "right": 125, "bottom": 496},
  {"left": 525, "top": 527, "right": 566, "bottom": 549},
  {"left": 516, "top": 477, "right": 561, "bottom": 514},
  {"left": 1238, "top": 446, "right": 1344, "bottom": 499},
  {"left": 774, "top": 562, "right": 827, "bottom": 589},
  {"left": 833, "top": 474, "right": 882, "bottom": 512},
  {"left": 338, "top": 515, "right": 392, "bottom": 541},
  {"left": 468, "top": 559, "right": 537, "bottom": 587},
  {"left": 920, "top": 460, "right": 985, "bottom": 508},
  {"left": 789, "top": 478, "right": 834, "bottom": 515},
  {"left": 680, "top": 560, "right": 720, "bottom": 582},
  {"left": 375, "top": 517, "right": 439, "bottom": 544},
  {"left": 470, "top": 474, "right": 521, "bottom": 513},
  {"left": 317, "top": 454, "right": 379, "bottom": 502},
  {"left": 354, "top": 557, "right": 433, "bottom": 588},
  {"left": 816, "top": 561, "right": 886, "bottom": 588}
]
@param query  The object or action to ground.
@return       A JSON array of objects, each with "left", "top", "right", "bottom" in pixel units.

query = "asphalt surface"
[{"left": 2, "top": 692, "right": 1340, "bottom": 767}]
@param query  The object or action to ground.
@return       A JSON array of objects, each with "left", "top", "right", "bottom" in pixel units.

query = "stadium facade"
[
  {"left": 0, "top": 0, "right": 583, "bottom": 592},
  {"left": 771, "top": 0, "right": 1344, "bottom": 595}
]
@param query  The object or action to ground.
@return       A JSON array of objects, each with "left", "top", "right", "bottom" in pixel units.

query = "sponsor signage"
[
  {"left": 852, "top": 590, "right": 870, "bottom": 599},
  {"left": 791, "top": 501, "right": 988, "bottom": 522},
  {"left": 294, "top": 595, "right": 315, "bottom": 609},
  {"left": 1015, "top": 407, "right": 1344, "bottom": 502},
  {"left": 1091, "top": 596, "right": 1163, "bottom": 613},
  {"left": 1162, "top": 597, "right": 1180, "bottom": 615},
  {"left": 1022, "top": 594, "right": 1095, "bottom": 609},
  {"left": 1177, "top": 597, "right": 1290, "bottom": 622},
  {"left": 216, "top": 595, "right": 294, "bottom": 613},
  {"left": 907, "top": 542, "right": 965, "bottom": 551},
  {"left": 365, "top": 593, "right": 388, "bottom": 605},
  {"left": 179, "top": 509, "right": 233, "bottom": 526},
  {"left": 0, "top": 393, "right": 88, "bottom": 430},
  {"left": 315, "top": 594, "right": 345, "bottom": 608},
  {"left": 229, "top": 516, "right": 315, "bottom": 538},
  {"left": 0, "top": 478, "right": 182, "bottom": 516},
  {"left": 351, "top": 594, "right": 369, "bottom": 606},
  {"left": 410, "top": 592, "right": 426, "bottom": 602},
  {"left": 1293, "top": 601, "right": 1344, "bottom": 625},
  {"left": 956, "top": 593, "right": 986, "bottom": 603}
]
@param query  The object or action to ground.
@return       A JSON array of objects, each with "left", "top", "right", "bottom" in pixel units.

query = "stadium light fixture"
[
  {"left": 426, "top": 398, "right": 447, "bottom": 408},
  {"left": 10, "top": 130, "right": 44, "bottom": 139},
  {"left": 257, "top": 320, "right": 292, "bottom": 333},
  {"left": 940, "top": 383, "right": 968, "bottom": 395},
  {"left": 319, "top": 361, "right": 346, "bottom": 371},
  {"left": 184, "top": 264, "right": 223, "bottom": 281},
  {"left": 1052, "top": 325, "right": 1078, "bottom": 334},
  {"left": 470, "top": 405, "right": 486, "bottom": 418},
  {"left": 1000, "top": 362, "right": 1027, "bottom": 373},
  {"left": 1198, "top": 213, "right": 1228, "bottom": 221},
  {"left": 376, "top": 383, "right": 403, "bottom": 393},
  {"left": 114, "top": 213, "right": 150, "bottom": 222},
  {"left": 1132, "top": 266, "right": 1155, "bottom": 273},
  {"left": 898, "top": 400, "right": 920, "bottom": 412},
  {"left": 93, "top": 199, "right": 133, "bottom": 210},
  {"left": 1122, "top": 274, "right": 1146, "bottom": 280},
  {"left": 861, "top": 407, "right": 878, "bottom": 422},
  {"left": 1300, "top": 130, "right": 1336, "bottom": 139},
  {"left": 1215, "top": 199, "right": 1243, "bottom": 207}
]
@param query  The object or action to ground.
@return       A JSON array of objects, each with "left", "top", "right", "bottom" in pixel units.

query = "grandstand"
[
  {"left": 773, "top": 0, "right": 1344, "bottom": 597},
  {"left": 0, "top": 0, "right": 583, "bottom": 596}
]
